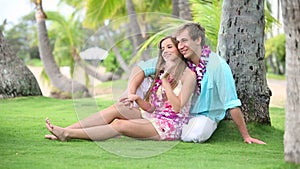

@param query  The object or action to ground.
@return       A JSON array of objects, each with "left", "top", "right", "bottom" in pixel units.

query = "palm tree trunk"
[
  {"left": 178, "top": 0, "right": 192, "bottom": 20},
  {"left": 268, "top": 55, "right": 276, "bottom": 74},
  {"left": 172, "top": 0, "right": 180, "bottom": 17},
  {"left": 34, "top": 0, "right": 89, "bottom": 97},
  {"left": 126, "top": 0, "right": 148, "bottom": 60},
  {"left": 103, "top": 27, "right": 130, "bottom": 74},
  {"left": 281, "top": 0, "right": 300, "bottom": 164},
  {"left": 218, "top": 0, "right": 271, "bottom": 124}
]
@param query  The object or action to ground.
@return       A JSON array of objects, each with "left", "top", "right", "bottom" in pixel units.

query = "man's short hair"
[{"left": 176, "top": 23, "right": 206, "bottom": 47}]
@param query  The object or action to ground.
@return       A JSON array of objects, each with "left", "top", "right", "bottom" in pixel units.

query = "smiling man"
[{"left": 127, "top": 22, "right": 266, "bottom": 144}]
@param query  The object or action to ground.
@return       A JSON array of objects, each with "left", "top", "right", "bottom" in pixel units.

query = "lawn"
[{"left": 0, "top": 96, "right": 299, "bottom": 169}]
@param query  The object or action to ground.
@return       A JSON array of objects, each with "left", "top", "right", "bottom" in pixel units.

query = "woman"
[{"left": 45, "top": 36, "right": 196, "bottom": 141}]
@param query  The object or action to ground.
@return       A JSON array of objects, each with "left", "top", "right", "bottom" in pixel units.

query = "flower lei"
[
  {"left": 186, "top": 45, "right": 211, "bottom": 95},
  {"left": 150, "top": 72, "right": 178, "bottom": 114}
]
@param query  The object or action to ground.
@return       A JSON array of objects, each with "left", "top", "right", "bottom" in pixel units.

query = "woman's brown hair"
[{"left": 144, "top": 36, "right": 187, "bottom": 102}]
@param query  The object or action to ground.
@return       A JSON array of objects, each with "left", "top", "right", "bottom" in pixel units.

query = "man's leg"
[{"left": 181, "top": 116, "right": 217, "bottom": 143}]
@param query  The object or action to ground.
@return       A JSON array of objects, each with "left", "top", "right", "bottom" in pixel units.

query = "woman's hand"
[
  {"left": 119, "top": 94, "right": 140, "bottom": 109},
  {"left": 127, "top": 94, "right": 140, "bottom": 102},
  {"left": 119, "top": 97, "right": 134, "bottom": 108},
  {"left": 161, "top": 60, "right": 177, "bottom": 79}
]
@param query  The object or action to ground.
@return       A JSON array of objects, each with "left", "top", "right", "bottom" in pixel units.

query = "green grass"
[
  {"left": 266, "top": 73, "right": 286, "bottom": 80},
  {"left": 0, "top": 97, "right": 299, "bottom": 169},
  {"left": 26, "top": 59, "right": 43, "bottom": 66}
]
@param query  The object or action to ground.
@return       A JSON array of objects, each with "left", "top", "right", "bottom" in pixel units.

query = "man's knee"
[
  {"left": 181, "top": 128, "right": 211, "bottom": 143},
  {"left": 181, "top": 116, "right": 217, "bottom": 143}
]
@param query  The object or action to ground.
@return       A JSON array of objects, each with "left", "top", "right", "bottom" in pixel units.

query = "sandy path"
[
  {"left": 267, "top": 79, "right": 286, "bottom": 108},
  {"left": 28, "top": 66, "right": 286, "bottom": 108}
]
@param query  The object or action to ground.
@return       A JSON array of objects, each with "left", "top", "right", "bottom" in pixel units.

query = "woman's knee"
[{"left": 110, "top": 119, "right": 126, "bottom": 133}]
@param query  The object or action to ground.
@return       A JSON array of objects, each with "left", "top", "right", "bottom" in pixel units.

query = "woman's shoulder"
[
  {"left": 181, "top": 67, "right": 196, "bottom": 81},
  {"left": 183, "top": 67, "right": 195, "bottom": 75}
]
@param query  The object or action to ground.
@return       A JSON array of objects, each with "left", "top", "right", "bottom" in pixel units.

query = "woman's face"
[{"left": 161, "top": 38, "right": 180, "bottom": 62}]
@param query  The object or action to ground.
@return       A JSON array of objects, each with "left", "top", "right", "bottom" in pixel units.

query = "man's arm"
[
  {"left": 127, "top": 57, "right": 158, "bottom": 95},
  {"left": 127, "top": 66, "right": 145, "bottom": 96},
  {"left": 229, "top": 107, "right": 266, "bottom": 144},
  {"left": 119, "top": 66, "right": 146, "bottom": 108},
  {"left": 119, "top": 57, "right": 158, "bottom": 107}
]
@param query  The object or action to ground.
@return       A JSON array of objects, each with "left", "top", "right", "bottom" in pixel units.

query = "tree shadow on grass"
[{"left": 206, "top": 120, "right": 284, "bottom": 144}]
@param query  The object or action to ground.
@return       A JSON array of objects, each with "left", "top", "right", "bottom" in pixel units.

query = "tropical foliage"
[
  {"left": 2, "top": 0, "right": 281, "bottom": 77},
  {"left": 47, "top": 11, "right": 91, "bottom": 76},
  {"left": 265, "top": 34, "right": 285, "bottom": 74},
  {"left": 2, "top": 12, "right": 38, "bottom": 63},
  {"left": 190, "top": 0, "right": 222, "bottom": 50}
]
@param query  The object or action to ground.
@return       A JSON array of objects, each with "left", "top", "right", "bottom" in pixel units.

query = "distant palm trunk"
[
  {"left": 218, "top": 0, "right": 271, "bottom": 124},
  {"left": 102, "top": 27, "right": 130, "bottom": 74},
  {"left": 34, "top": 0, "right": 89, "bottom": 97},
  {"left": 172, "top": 0, "right": 180, "bottom": 17},
  {"left": 281, "top": 0, "right": 300, "bottom": 164},
  {"left": 126, "top": 0, "right": 148, "bottom": 61},
  {"left": 178, "top": 0, "right": 192, "bottom": 20}
]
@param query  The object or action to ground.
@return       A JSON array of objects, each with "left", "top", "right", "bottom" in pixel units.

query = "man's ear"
[{"left": 196, "top": 37, "right": 201, "bottom": 45}]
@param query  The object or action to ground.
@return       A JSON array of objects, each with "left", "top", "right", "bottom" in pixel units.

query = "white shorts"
[{"left": 181, "top": 115, "right": 217, "bottom": 143}]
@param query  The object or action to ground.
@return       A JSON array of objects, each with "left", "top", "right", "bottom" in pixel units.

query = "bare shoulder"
[{"left": 181, "top": 67, "right": 196, "bottom": 82}]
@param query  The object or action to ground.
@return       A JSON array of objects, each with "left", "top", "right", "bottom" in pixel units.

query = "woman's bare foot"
[
  {"left": 45, "top": 118, "right": 68, "bottom": 142},
  {"left": 44, "top": 134, "right": 57, "bottom": 140}
]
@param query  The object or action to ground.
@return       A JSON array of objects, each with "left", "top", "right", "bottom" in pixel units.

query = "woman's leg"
[
  {"left": 46, "top": 116, "right": 160, "bottom": 141},
  {"left": 45, "top": 102, "right": 142, "bottom": 140},
  {"left": 46, "top": 117, "right": 120, "bottom": 141},
  {"left": 66, "top": 102, "right": 142, "bottom": 129}
]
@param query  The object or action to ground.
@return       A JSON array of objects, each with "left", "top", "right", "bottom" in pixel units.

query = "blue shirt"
[{"left": 137, "top": 52, "right": 241, "bottom": 123}]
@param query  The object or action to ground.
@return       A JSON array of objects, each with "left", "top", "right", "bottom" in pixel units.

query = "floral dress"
[{"left": 141, "top": 81, "right": 191, "bottom": 140}]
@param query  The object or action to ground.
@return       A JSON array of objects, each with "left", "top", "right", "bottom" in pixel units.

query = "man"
[{"left": 124, "top": 23, "right": 265, "bottom": 144}]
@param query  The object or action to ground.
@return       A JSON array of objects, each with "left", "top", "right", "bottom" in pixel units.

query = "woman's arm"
[
  {"left": 162, "top": 69, "right": 196, "bottom": 113},
  {"left": 127, "top": 66, "right": 145, "bottom": 96},
  {"left": 127, "top": 94, "right": 155, "bottom": 113},
  {"left": 178, "top": 69, "right": 196, "bottom": 108},
  {"left": 161, "top": 77, "right": 181, "bottom": 112}
]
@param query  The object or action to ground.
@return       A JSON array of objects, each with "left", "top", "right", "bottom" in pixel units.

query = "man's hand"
[
  {"left": 244, "top": 136, "right": 266, "bottom": 144},
  {"left": 229, "top": 107, "right": 266, "bottom": 145},
  {"left": 119, "top": 97, "right": 133, "bottom": 108},
  {"left": 119, "top": 94, "right": 140, "bottom": 109}
]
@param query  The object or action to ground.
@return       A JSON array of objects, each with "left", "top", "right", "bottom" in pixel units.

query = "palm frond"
[
  {"left": 130, "top": 16, "right": 188, "bottom": 65},
  {"left": 264, "top": 1, "right": 280, "bottom": 33},
  {"left": 190, "top": 0, "right": 223, "bottom": 50},
  {"left": 83, "top": 0, "right": 126, "bottom": 29}
]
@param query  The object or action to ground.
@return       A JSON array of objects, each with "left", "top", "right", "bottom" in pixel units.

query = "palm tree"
[
  {"left": 83, "top": 0, "right": 173, "bottom": 72},
  {"left": 46, "top": 11, "right": 113, "bottom": 82},
  {"left": 281, "top": 0, "right": 300, "bottom": 164},
  {"left": 172, "top": 0, "right": 180, "bottom": 17},
  {"left": 218, "top": 0, "right": 271, "bottom": 124},
  {"left": 126, "top": 0, "right": 149, "bottom": 61},
  {"left": 0, "top": 30, "right": 42, "bottom": 98},
  {"left": 178, "top": 0, "right": 192, "bottom": 20},
  {"left": 190, "top": 0, "right": 223, "bottom": 50},
  {"left": 34, "top": 0, "right": 89, "bottom": 97}
]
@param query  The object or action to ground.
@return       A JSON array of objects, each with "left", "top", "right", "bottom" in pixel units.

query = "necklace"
[
  {"left": 186, "top": 45, "right": 211, "bottom": 95},
  {"left": 150, "top": 72, "right": 177, "bottom": 113}
]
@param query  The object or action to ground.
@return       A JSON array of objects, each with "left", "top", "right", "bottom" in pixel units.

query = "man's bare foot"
[
  {"left": 45, "top": 118, "right": 68, "bottom": 142},
  {"left": 44, "top": 134, "right": 57, "bottom": 140}
]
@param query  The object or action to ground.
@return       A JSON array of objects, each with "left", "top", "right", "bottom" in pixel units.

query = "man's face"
[{"left": 176, "top": 29, "right": 201, "bottom": 59}]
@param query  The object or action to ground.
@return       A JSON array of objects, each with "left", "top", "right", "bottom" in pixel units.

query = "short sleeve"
[{"left": 137, "top": 57, "right": 158, "bottom": 76}]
